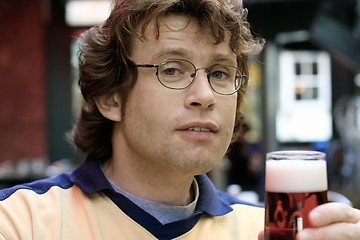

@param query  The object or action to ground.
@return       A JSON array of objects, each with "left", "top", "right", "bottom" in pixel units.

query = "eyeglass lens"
[{"left": 156, "top": 59, "right": 242, "bottom": 95}]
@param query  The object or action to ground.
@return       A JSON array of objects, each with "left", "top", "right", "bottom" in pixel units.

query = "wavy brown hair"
[{"left": 69, "top": 0, "right": 263, "bottom": 161}]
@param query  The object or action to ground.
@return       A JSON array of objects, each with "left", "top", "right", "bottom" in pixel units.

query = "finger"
[
  {"left": 258, "top": 230, "right": 264, "bottom": 240},
  {"left": 296, "top": 220, "right": 360, "bottom": 240},
  {"left": 309, "top": 203, "right": 360, "bottom": 227}
]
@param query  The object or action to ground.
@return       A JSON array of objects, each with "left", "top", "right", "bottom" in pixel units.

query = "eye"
[
  {"left": 159, "top": 61, "right": 187, "bottom": 77},
  {"left": 210, "top": 70, "right": 228, "bottom": 80},
  {"left": 163, "top": 68, "right": 181, "bottom": 76}
]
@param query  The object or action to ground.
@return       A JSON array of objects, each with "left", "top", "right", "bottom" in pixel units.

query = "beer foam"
[{"left": 265, "top": 160, "right": 328, "bottom": 193}]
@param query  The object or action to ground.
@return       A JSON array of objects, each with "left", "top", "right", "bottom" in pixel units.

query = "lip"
[
  {"left": 177, "top": 121, "right": 219, "bottom": 132},
  {"left": 177, "top": 121, "right": 219, "bottom": 140}
]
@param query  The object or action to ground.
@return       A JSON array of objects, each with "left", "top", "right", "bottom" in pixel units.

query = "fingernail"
[{"left": 297, "top": 230, "right": 313, "bottom": 240}]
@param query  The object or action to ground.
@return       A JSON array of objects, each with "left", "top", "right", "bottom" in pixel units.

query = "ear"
[{"left": 94, "top": 94, "right": 122, "bottom": 122}]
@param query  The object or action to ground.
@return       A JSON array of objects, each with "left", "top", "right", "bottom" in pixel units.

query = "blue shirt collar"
[{"left": 70, "top": 156, "right": 235, "bottom": 216}]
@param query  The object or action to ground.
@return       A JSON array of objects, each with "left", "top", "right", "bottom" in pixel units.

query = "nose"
[{"left": 184, "top": 69, "right": 215, "bottom": 110}]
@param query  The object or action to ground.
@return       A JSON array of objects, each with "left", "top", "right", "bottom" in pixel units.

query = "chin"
[{"left": 191, "top": 158, "right": 222, "bottom": 176}]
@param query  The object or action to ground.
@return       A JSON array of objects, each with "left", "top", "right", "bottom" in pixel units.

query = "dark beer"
[
  {"left": 264, "top": 191, "right": 328, "bottom": 240},
  {"left": 265, "top": 151, "right": 328, "bottom": 240}
]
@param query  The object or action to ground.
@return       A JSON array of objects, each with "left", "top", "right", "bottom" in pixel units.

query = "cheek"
[
  {"left": 222, "top": 96, "right": 238, "bottom": 126},
  {"left": 125, "top": 81, "right": 172, "bottom": 135},
  {"left": 122, "top": 94, "right": 165, "bottom": 155}
]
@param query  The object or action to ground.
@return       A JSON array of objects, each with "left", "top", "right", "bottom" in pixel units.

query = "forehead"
[
  {"left": 142, "top": 15, "right": 211, "bottom": 43},
  {"left": 131, "top": 15, "right": 235, "bottom": 63}
]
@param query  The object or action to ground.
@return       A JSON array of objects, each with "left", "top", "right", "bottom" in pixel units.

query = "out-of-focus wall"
[{"left": 0, "top": 0, "right": 47, "bottom": 162}]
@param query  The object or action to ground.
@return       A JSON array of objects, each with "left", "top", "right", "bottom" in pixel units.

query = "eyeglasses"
[{"left": 135, "top": 59, "right": 247, "bottom": 95}]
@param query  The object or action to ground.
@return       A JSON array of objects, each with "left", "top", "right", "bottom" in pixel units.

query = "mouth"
[
  {"left": 178, "top": 124, "right": 217, "bottom": 141},
  {"left": 186, "top": 127, "right": 213, "bottom": 132},
  {"left": 178, "top": 121, "right": 219, "bottom": 135}
]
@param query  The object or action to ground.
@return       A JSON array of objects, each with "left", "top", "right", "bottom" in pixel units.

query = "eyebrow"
[
  {"left": 154, "top": 48, "right": 237, "bottom": 66},
  {"left": 212, "top": 53, "right": 237, "bottom": 66},
  {"left": 154, "top": 48, "right": 193, "bottom": 61}
]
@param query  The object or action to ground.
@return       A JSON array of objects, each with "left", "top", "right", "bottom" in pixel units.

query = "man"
[{"left": 1, "top": 0, "right": 359, "bottom": 239}]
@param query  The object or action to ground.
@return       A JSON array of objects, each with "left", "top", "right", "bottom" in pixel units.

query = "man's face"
[{"left": 116, "top": 15, "right": 238, "bottom": 176}]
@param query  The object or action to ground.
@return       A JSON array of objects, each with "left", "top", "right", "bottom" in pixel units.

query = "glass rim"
[
  {"left": 136, "top": 58, "right": 245, "bottom": 95},
  {"left": 266, "top": 150, "right": 325, "bottom": 161},
  {"left": 157, "top": 58, "right": 242, "bottom": 95}
]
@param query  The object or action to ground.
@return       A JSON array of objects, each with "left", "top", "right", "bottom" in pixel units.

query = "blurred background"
[{"left": 0, "top": 0, "right": 359, "bottom": 207}]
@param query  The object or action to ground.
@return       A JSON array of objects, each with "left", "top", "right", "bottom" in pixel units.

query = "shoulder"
[
  {"left": 0, "top": 172, "right": 73, "bottom": 201},
  {"left": 0, "top": 173, "right": 86, "bottom": 239},
  {"left": 0, "top": 172, "right": 78, "bottom": 219},
  {"left": 0, "top": 173, "right": 76, "bottom": 222}
]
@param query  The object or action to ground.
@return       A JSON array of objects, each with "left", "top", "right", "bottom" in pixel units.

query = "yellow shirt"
[{"left": 0, "top": 157, "right": 264, "bottom": 240}]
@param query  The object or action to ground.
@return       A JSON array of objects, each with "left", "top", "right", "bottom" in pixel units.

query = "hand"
[
  {"left": 296, "top": 202, "right": 360, "bottom": 240},
  {"left": 257, "top": 202, "right": 360, "bottom": 240}
]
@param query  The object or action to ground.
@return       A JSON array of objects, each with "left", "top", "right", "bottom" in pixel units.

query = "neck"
[
  {"left": 103, "top": 159, "right": 195, "bottom": 206},
  {"left": 103, "top": 128, "right": 196, "bottom": 206}
]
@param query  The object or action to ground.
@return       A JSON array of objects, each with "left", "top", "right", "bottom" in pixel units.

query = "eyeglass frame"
[{"left": 135, "top": 58, "right": 247, "bottom": 95}]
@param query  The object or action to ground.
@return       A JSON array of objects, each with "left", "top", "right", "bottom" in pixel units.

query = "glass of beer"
[{"left": 264, "top": 150, "right": 328, "bottom": 240}]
